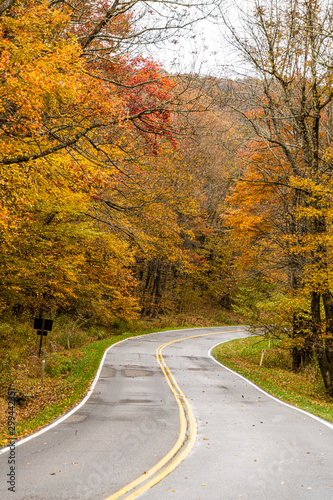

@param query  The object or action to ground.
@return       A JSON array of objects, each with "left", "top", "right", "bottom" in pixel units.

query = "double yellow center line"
[{"left": 105, "top": 330, "right": 228, "bottom": 500}]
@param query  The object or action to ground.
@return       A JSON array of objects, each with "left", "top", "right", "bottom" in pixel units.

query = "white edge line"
[
  {"left": 0, "top": 326, "right": 232, "bottom": 455},
  {"left": 208, "top": 340, "right": 333, "bottom": 431},
  {"left": 0, "top": 337, "right": 125, "bottom": 455}
]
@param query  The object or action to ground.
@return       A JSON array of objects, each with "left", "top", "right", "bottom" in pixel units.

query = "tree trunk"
[
  {"left": 317, "top": 292, "right": 333, "bottom": 396},
  {"left": 151, "top": 263, "right": 162, "bottom": 319},
  {"left": 292, "top": 312, "right": 313, "bottom": 372},
  {"left": 140, "top": 261, "right": 154, "bottom": 317}
]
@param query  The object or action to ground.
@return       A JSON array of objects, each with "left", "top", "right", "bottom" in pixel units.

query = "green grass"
[{"left": 212, "top": 336, "right": 333, "bottom": 423}]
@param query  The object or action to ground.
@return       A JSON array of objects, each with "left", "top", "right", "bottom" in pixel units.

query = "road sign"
[
  {"left": 34, "top": 318, "right": 53, "bottom": 331},
  {"left": 34, "top": 318, "right": 52, "bottom": 357}
]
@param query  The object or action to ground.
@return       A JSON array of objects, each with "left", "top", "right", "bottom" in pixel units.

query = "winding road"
[{"left": 1, "top": 326, "right": 333, "bottom": 499}]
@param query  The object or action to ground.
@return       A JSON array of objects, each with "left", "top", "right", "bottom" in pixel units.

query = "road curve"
[{"left": 0, "top": 326, "right": 333, "bottom": 500}]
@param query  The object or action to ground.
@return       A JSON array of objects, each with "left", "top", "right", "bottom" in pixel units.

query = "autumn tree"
[
  {"left": 0, "top": 0, "right": 227, "bottom": 324},
  {"left": 0, "top": 0, "right": 222, "bottom": 167},
  {"left": 220, "top": 0, "right": 333, "bottom": 393},
  {"left": 171, "top": 77, "right": 243, "bottom": 311},
  {"left": 122, "top": 73, "right": 243, "bottom": 318}
]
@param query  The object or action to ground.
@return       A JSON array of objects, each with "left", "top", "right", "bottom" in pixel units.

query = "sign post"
[
  {"left": 33, "top": 318, "right": 53, "bottom": 357},
  {"left": 41, "top": 360, "right": 45, "bottom": 388}
]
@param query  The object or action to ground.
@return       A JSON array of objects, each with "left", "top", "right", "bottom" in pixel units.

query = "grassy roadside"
[{"left": 212, "top": 335, "right": 333, "bottom": 423}]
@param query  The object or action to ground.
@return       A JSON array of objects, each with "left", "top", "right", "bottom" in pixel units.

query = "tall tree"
[
  {"left": 0, "top": 0, "right": 224, "bottom": 324},
  {"left": 221, "top": 0, "right": 333, "bottom": 393}
]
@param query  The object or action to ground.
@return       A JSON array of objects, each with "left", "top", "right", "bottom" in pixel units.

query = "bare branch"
[{"left": 0, "top": 0, "right": 16, "bottom": 16}]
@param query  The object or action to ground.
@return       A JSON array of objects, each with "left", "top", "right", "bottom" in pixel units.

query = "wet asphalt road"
[{"left": 0, "top": 326, "right": 333, "bottom": 500}]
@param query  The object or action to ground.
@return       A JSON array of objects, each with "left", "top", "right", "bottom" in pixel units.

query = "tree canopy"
[{"left": 2, "top": 0, "right": 333, "bottom": 397}]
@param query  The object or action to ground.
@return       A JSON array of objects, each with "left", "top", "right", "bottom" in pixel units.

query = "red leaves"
[{"left": 94, "top": 53, "right": 177, "bottom": 150}]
